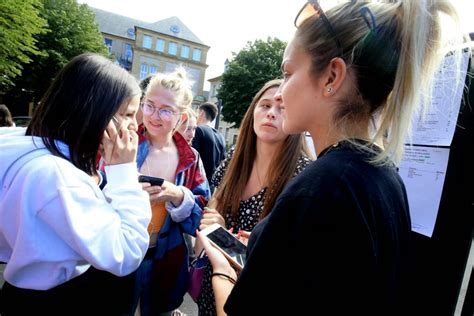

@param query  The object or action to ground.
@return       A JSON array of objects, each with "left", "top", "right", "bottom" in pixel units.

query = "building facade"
[{"left": 91, "top": 8, "right": 209, "bottom": 98}]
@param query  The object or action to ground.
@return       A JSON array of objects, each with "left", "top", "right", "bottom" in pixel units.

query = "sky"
[{"left": 77, "top": 0, "right": 474, "bottom": 91}]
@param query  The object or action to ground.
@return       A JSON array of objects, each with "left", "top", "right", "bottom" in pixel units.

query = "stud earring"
[{"left": 327, "top": 87, "right": 333, "bottom": 93}]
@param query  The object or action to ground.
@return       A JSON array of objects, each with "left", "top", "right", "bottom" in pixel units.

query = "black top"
[
  {"left": 192, "top": 125, "right": 226, "bottom": 188},
  {"left": 196, "top": 149, "right": 311, "bottom": 315},
  {"left": 224, "top": 140, "right": 411, "bottom": 315}
]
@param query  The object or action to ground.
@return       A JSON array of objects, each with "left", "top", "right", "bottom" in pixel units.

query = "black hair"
[
  {"left": 139, "top": 75, "right": 154, "bottom": 102},
  {"left": 26, "top": 53, "right": 140, "bottom": 175},
  {"left": 0, "top": 104, "right": 14, "bottom": 127},
  {"left": 199, "top": 102, "right": 218, "bottom": 121}
]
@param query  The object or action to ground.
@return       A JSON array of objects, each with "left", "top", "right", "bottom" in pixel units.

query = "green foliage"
[
  {"left": 3, "top": 0, "right": 108, "bottom": 113},
  {"left": 0, "top": 0, "right": 47, "bottom": 89},
  {"left": 219, "top": 37, "right": 286, "bottom": 127},
  {"left": 39, "top": 0, "right": 109, "bottom": 66}
]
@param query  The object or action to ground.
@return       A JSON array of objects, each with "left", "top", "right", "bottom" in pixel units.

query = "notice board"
[{"left": 403, "top": 51, "right": 474, "bottom": 315}]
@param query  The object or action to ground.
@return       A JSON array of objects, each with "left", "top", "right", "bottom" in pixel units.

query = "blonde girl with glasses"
[
  {"left": 197, "top": 1, "right": 470, "bottom": 315},
  {"left": 131, "top": 68, "right": 210, "bottom": 315}
]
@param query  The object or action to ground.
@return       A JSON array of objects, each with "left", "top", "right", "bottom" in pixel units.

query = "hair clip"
[{"left": 359, "top": 6, "right": 377, "bottom": 33}]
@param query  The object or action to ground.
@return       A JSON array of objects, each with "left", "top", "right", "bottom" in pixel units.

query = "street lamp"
[{"left": 215, "top": 99, "right": 222, "bottom": 130}]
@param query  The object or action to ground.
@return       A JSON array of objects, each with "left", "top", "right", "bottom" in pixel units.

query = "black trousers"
[{"left": 0, "top": 266, "right": 136, "bottom": 316}]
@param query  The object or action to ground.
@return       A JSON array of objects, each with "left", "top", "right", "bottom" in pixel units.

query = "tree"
[
  {"left": 3, "top": 0, "right": 108, "bottom": 115},
  {"left": 0, "top": 0, "right": 47, "bottom": 89},
  {"left": 219, "top": 37, "right": 286, "bottom": 127}
]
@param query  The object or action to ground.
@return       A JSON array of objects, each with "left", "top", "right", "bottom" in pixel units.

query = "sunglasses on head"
[{"left": 294, "top": 0, "right": 344, "bottom": 57}]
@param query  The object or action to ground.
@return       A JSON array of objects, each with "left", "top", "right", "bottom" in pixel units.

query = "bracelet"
[{"left": 211, "top": 272, "right": 237, "bottom": 284}]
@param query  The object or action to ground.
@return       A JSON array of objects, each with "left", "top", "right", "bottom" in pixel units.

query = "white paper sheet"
[
  {"left": 399, "top": 146, "right": 450, "bottom": 237},
  {"left": 410, "top": 52, "right": 469, "bottom": 146}
]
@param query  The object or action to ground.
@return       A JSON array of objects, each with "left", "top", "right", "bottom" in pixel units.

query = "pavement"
[{"left": 178, "top": 293, "right": 198, "bottom": 316}]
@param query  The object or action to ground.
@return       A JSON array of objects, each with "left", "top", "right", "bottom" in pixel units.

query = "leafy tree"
[
  {"left": 219, "top": 37, "right": 286, "bottom": 127},
  {"left": 3, "top": 0, "right": 108, "bottom": 115},
  {"left": 0, "top": 0, "right": 47, "bottom": 89}
]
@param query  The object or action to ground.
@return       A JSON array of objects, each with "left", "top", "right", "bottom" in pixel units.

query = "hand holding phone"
[
  {"left": 138, "top": 175, "right": 164, "bottom": 186},
  {"left": 200, "top": 223, "right": 247, "bottom": 271},
  {"left": 101, "top": 115, "right": 137, "bottom": 166}
]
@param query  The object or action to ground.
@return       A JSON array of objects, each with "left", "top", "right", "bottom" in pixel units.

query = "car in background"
[{"left": 12, "top": 116, "right": 32, "bottom": 127}]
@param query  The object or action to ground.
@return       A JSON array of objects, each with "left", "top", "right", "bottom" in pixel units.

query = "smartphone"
[
  {"left": 200, "top": 223, "right": 247, "bottom": 271},
  {"left": 111, "top": 116, "right": 122, "bottom": 137},
  {"left": 138, "top": 175, "right": 164, "bottom": 186}
]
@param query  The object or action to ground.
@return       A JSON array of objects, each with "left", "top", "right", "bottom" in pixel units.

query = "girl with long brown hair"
[{"left": 196, "top": 79, "right": 312, "bottom": 315}]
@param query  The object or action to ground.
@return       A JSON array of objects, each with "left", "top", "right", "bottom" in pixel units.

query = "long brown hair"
[
  {"left": 213, "top": 79, "right": 310, "bottom": 220},
  {"left": 0, "top": 104, "right": 14, "bottom": 127}
]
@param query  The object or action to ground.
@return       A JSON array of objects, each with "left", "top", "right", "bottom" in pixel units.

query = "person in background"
[
  {"left": 0, "top": 104, "right": 14, "bottom": 127},
  {"left": 197, "top": 1, "right": 469, "bottom": 315},
  {"left": 131, "top": 68, "right": 210, "bottom": 316},
  {"left": 175, "top": 107, "right": 199, "bottom": 265},
  {"left": 0, "top": 53, "right": 151, "bottom": 315},
  {"left": 138, "top": 75, "right": 155, "bottom": 126},
  {"left": 192, "top": 102, "right": 226, "bottom": 192},
  {"left": 176, "top": 108, "right": 198, "bottom": 145},
  {"left": 196, "top": 79, "right": 312, "bottom": 315}
]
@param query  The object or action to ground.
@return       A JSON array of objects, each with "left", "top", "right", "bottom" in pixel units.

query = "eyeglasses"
[
  {"left": 294, "top": 0, "right": 343, "bottom": 57},
  {"left": 141, "top": 103, "right": 178, "bottom": 121}
]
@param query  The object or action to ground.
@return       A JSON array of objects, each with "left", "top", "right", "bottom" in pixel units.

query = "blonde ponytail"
[
  {"left": 376, "top": 0, "right": 467, "bottom": 164},
  {"left": 295, "top": 0, "right": 470, "bottom": 165}
]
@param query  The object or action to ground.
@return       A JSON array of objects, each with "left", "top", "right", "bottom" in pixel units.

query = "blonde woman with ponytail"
[
  {"left": 132, "top": 68, "right": 210, "bottom": 315},
  {"left": 197, "top": 1, "right": 470, "bottom": 315}
]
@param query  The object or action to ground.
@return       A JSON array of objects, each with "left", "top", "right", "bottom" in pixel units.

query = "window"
[
  {"left": 165, "top": 62, "right": 178, "bottom": 73},
  {"left": 232, "top": 134, "right": 238, "bottom": 145},
  {"left": 104, "top": 38, "right": 113, "bottom": 54},
  {"left": 140, "top": 64, "right": 148, "bottom": 80},
  {"left": 123, "top": 43, "right": 133, "bottom": 62},
  {"left": 168, "top": 42, "right": 177, "bottom": 55},
  {"left": 143, "top": 35, "right": 152, "bottom": 49},
  {"left": 156, "top": 38, "right": 165, "bottom": 52},
  {"left": 181, "top": 45, "right": 190, "bottom": 59},
  {"left": 192, "top": 48, "right": 201, "bottom": 62},
  {"left": 184, "top": 66, "right": 200, "bottom": 95},
  {"left": 211, "top": 84, "right": 219, "bottom": 98},
  {"left": 140, "top": 57, "right": 160, "bottom": 76}
]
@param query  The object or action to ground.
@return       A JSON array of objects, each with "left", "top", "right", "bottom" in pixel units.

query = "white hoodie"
[{"left": 0, "top": 128, "right": 151, "bottom": 290}]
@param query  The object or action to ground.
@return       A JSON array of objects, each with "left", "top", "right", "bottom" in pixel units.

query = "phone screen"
[{"left": 206, "top": 227, "right": 247, "bottom": 267}]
